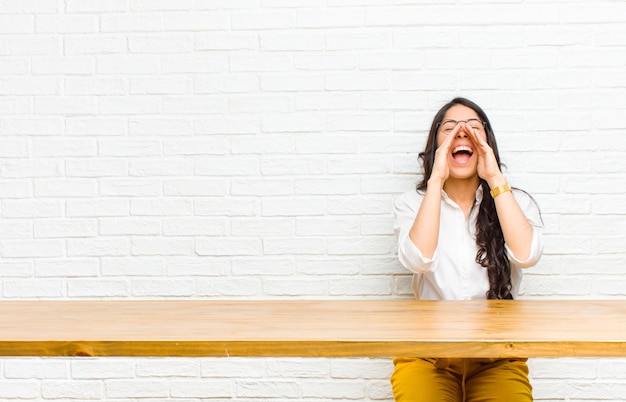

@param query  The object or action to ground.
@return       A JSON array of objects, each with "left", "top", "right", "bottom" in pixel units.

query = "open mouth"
[{"left": 452, "top": 145, "right": 473, "bottom": 164}]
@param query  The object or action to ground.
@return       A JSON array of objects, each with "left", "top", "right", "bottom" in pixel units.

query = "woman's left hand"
[{"left": 462, "top": 122, "right": 503, "bottom": 185}]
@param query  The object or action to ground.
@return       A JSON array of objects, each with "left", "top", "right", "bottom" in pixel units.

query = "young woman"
[{"left": 391, "top": 97, "right": 544, "bottom": 401}]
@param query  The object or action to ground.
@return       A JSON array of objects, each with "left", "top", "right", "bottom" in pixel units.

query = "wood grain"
[{"left": 1, "top": 299, "right": 624, "bottom": 358}]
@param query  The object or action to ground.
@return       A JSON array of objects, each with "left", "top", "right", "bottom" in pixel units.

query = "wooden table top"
[{"left": 1, "top": 299, "right": 625, "bottom": 358}]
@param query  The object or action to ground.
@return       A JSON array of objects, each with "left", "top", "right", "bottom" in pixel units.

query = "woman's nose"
[{"left": 455, "top": 128, "right": 468, "bottom": 138}]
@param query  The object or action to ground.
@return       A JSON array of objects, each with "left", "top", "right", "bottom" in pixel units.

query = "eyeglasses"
[{"left": 437, "top": 119, "right": 486, "bottom": 135}]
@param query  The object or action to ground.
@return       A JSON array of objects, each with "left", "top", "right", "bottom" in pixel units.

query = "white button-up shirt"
[{"left": 393, "top": 186, "right": 543, "bottom": 300}]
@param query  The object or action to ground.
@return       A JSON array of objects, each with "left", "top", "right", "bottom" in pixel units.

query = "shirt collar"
[{"left": 441, "top": 185, "right": 484, "bottom": 206}]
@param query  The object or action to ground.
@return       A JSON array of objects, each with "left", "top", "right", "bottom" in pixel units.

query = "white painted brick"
[
  {"left": 230, "top": 54, "right": 293, "bottom": 72},
  {"left": 35, "top": 15, "right": 98, "bottom": 33},
  {"left": 161, "top": 54, "right": 228, "bottom": 74},
  {"left": 130, "top": 159, "right": 194, "bottom": 177},
  {"left": 261, "top": 74, "right": 325, "bottom": 92},
  {"left": 65, "top": 0, "right": 126, "bottom": 13},
  {"left": 34, "top": 179, "right": 97, "bottom": 198},
  {"left": 66, "top": 199, "right": 129, "bottom": 218},
  {"left": 0, "top": 262, "right": 32, "bottom": 278},
  {"left": 194, "top": 116, "right": 258, "bottom": 135},
  {"left": 2, "top": 200, "right": 63, "bottom": 218},
  {"left": 294, "top": 54, "right": 357, "bottom": 70},
  {"left": 302, "top": 380, "right": 365, "bottom": 399},
  {"left": 0, "top": 77, "right": 57, "bottom": 95},
  {"left": 365, "top": 6, "right": 427, "bottom": 26},
  {"left": 34, "top": 219, "right": 98, "bottom": 239},
  {"left": 296, "top": 257, "right": 360, "bottom": 275},
  {"left": 0, "top": 35, "right": 60, "bottom": 55},
  {"left": 102, "top": 257, "right": 166, "bottom": 277},
  {"left": 295, "top": 93, "right": 359, "bottom": 111},
  {"left": 131, "top": 237, "right": 193, "bottom": 256},
  {"left": 136, "top": 358, "right": 200, "bottom": 377},
  {"left": 99, "top": 140, "right": 161, "bottom": 157},
  {"left": 0, "top": 183, "right": 30, "bottom": 201},
  {"left": 66, "top": 117, "right": 127, "bottom": 136},
  {"left": 261, "top": 197, "right": 327, "bottom": 217},
  {"left": 266, "top": 358, "right": 329, "bottom": 378},
  {"left": 231, "top": 179, "right": 293, "bottom": 196},
  {"left": 295, "top": 177, "right": 360, "bottom": 195},
  {"left": 330, "top": 359, "right": 392, "bottom": 379},
  {"left": 195, "top": 32, "right": 258, "bottom": 51},
  {"left": 129, "top": 33, "right": 193, "bottom": 53},
  {"left": 96, "top": 55, "right": 161, "bottom": 75},
  {"left": 131, "top": 278, "right": 196, "bottom": 297},
  {"left": 3, "top": 360, "right": 68, "bottom": 379},
  {"left": 0, "top": 381, "right": 40, "bottom": 398},
  {"left": 170, "top": 380, "right": 233, "bottom": 398},
  {"left": 100, "top": 14, "right": 164, "bottom": 33},
  {"left": 201, "top": 358, "right": 265, "bottom": 378},
  {"left": 65, "top": 77, "right": 126, "bottom": 96},
  {"left": 328, "top": 276, "right": 392, "bottom": 296},
  {"left": 163, "top": 217, "right": 227, "bottom": 236},
  {"left": 33, "top": 139, "right": 97, "bottom": 158},
  {"left": 2, "top": 279, "right": 64, "bottom": 298},
  {"left": 231, "top": 257, "right": 294, "bottom": 276},
  {"left": 230, "top": 94, "right": 292, "bottom": 113},
  {"left": 263, "top": 278, "right": 328, "bottom": 298},
  {"left": 34, "top": 96, "right": 98, "bottom": 115},
  {"left": 130, "top": 77, "right": 192, "bottom": 95},
  {"left": 131, "top": 198, "right": 192, "bottom": 216},
  {"left": 196, "top": 156, "right": 260, "bottom": 176},
  {"left": 164, "top": 11, "right": 230, "bottom": 31},
  {"left": 167, "top": 257, "right": 230, "bottom": 277},
  {"left": 163, "top": 95, "right": 228, "bottom": 114},
  {"left": 67, "top": 279, "right": 130, "bottom": 297},
  {"left": 100, "top": 178, "right": 162, "bottom": 197},
  {"left": 2, "top": 240, "right": 64, "bottom": 258},
  {"left": 232, "top": 9, "right": 296, "bottom": 30},
  {"left": 231, "top": 134, "right": 295, "bottom": 154},
  {"left": 327, "top": 237, "right": 393, "bottom": 256},
  {"left": 326, "top": 113, "right": 392, "bottom": 132},
  {"left": 236, "top": 380, "right": 301, "bottom": 398},
  {"left": 262, "top": 237, "right": 326, "bottom": 255},
  {"left": 295, "top": 134, "right": 358, "bottom": 154},
  {"left": 32, "top": 56, "right": 94, "bottom": 75},
  {"left": 196, "top": 277, "right": 262, "bottom": 297},
  {"left": 326, "top": 72, "right": 391, "bottom": 91},
  {"left": 64, "top": 35, "right": 128, "bottom": 54},
  {"left": 67, "top": 238, "right": 129, "bottom": 257},
  {"left": 66, "top": 159, "right": 127, "bottom": 178},
  {"left": 163, "top": 178, "right": 228, "bottom": 196},
  {"left": 35, "top": 259, "right": 99, "bottom": 278},
  {"left": 105, "top": 380, "right": 169, "bottom": 398},
  {"left": 296, "top": 217, "right": 359, "bottom": 236},
  {"left": 231, "top": 218, "right": 294, "bottom": 237},
  {"left": 194, "top": 197, "right": 257, "bottom": 217},
  {"left": 297, "top": 7, "right": 363, "bottom": 28},
  {"left": 71, "top": 360, "right": 135, "bottom": 379},
  {"left": 195, "top": 238, "right": 260, "bottom": 257},
  {"left": 195, "top": 73, "right": 259, "bottom": 94},
  {"left": 263, "top": 31, "right": 324, "bottom": 51}
]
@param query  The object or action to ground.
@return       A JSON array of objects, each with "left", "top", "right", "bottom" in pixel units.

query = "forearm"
[
  {"left": 408, "top": 178, "right": 443, "bottom": 260},
  {"left": 488, "top": 175, "right": 534, "bottom": 261}
]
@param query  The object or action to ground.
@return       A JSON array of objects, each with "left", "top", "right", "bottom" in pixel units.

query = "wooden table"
[{"left": 1, "top": 299, "right": 625, "bottom": 358}]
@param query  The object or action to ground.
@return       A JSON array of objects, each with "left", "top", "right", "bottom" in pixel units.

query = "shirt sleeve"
[
  {"left": 506, "top": 190, "right": 544, "bottom": 268},
  {"left": 393, "top": 191, "right": 436, "bottom": 274}
]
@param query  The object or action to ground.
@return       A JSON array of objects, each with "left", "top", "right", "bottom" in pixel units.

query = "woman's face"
[{"left": 436, "top": 104, "right": 487, "bottom": 179}]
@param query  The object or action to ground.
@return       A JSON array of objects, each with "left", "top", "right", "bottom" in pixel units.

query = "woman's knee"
[{"left": 391, "top": 357, "right": 462, "bottom": 402}]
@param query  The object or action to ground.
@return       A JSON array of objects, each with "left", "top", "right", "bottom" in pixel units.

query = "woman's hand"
[{"left": 463, "top": 123, "right": 504, "bottom": 186}]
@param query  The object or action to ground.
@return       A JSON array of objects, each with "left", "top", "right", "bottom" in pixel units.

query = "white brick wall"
[{"left": 1, "top": 0, "right": 625, "bottom": 400}]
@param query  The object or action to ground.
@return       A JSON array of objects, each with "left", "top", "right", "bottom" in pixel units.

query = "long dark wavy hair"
[{"left": 417, "top": 97, "right": 512, "bottom": 299}]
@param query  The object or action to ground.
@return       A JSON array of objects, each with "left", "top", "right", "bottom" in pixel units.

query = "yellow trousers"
[{"left": 390, "top": 357, "right": 533, "bottom": 402}]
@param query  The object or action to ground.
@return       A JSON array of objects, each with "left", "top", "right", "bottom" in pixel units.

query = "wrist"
[
  {"left": 427, "top": 177, "right": 445, "bottom": 191},
  {"left": 486, "top": 174, "right": 507, "bottom": 189}
]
